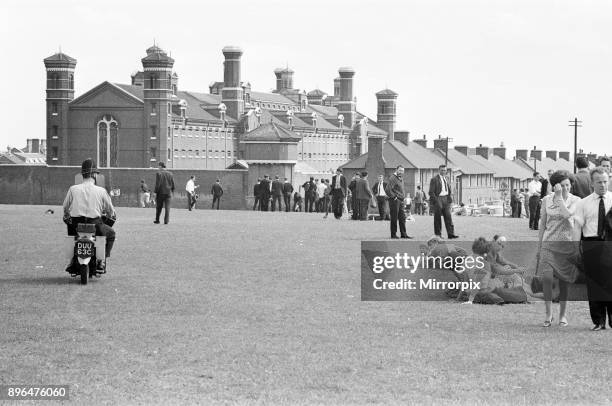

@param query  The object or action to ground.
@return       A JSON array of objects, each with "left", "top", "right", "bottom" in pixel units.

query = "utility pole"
[
  {"left": 441, "top": 136, "right": 454, "bottom": 167},
  {"left": 569, "top": 118, "right": 582, "bottom": 174}
]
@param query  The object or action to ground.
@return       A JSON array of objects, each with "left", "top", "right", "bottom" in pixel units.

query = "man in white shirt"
[
  {"left": 316, "top": 178, "right": 327, "bottom": 212},
  {"left": 573, "top": 167, "right": 612, "bottom": 331},
  {"left": 185, "top": 175, "right": 198, "bottom": 211},
  {"left": 527, "top": 172, "right": 542, "bottom": 230},
  {"left": 372, "top": 174, "right": 389, "bottom": 220},
  {"left": 63, "top": 158, "right": 116, "bottom": 271}
]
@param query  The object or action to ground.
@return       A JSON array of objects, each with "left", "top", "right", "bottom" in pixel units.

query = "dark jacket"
[
  {"left": 330, "top": 174, "right": 347, "bottom": 196},
  {"left": 271, "top": 180, "right": 283, "bottom": 196},
  {"left": 385, "top": 173, "right": 405, "bottom": 200},
  {"left": 571, "top": 170, "right": 592, "bottom": 199},
  {"left": 429, "top": 175, "right": 453, "bottom": 205},
  {"left": 372, "top": 181, "right": 388, "bottom": 198},
  {"left": 303, "top": 181, "right": 316, "bottom": 196},
  {"left": 540, "top": 179, "right": 549, "bottom": 199},
  {"left": 211, "top": 183, "right": 223, "bottom": 197},
  {"left": 253, "top": 183, "right": 261, "bottom": 198},
  {"left": 282, "top": 182, "right": 294, "bottom": 195},
  {"left": 260, "top": 179, "right": 271, "bottom": 198},
  {"left": 155, "top": 169, "right": 175, "bottom": 196},
  {"left": 355, "top": 178, "right": 373, "bottom": 200}
]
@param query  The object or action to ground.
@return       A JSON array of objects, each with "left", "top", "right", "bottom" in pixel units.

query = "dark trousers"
[
  {"left": 271, "top": 195, "right": 282, "bottom": 212},
  {"left": 389, "top": 198, "right": 407, "bottom": 237},
  {"left": 376, "top": 196, "right": 388, "bottom": 219},
  {"left": 68, "top": 217, "right": 115, "bottom": 257},
  {"left": 260, "top": 196, "right": 269, "bottom": 211},
  {"left": 583, "top": 240, "right": 612, "bottom": 326},
  {"left": 512, "top": 202, "right": 522, "bottom": 218},
  {"left": 253, "top": 196, "right": 260, "bottom": 211},
  {"left": 212, "top": 195, "right": 221, "bottom": 210},
  {"left": 351, "top": 197, "right": 359, "bottom": 220},
  {"left": 155, "top": 194, "right": 171, "bottom": 224},
  {"left": 283, "top": 194, "right": 291, "bottom": 212},
  {"left": 433, "top": 196, "right": 455, "bottom": 237},
  {"left": 358, "top": 199, "right": 370, "bottom": 220},
  {"left": 305, "top": 195, "right": 315, "bottom": 212},
  {"left": 529, "top": 196, "right": 541, "bottom": 229},
  {"left": 187, "top": 193, "right": 196, "bottom": 210},
  {"left": 331, "top": 191, "right": 344, "bottom": 219},
  {"left": 413, "top": 202, "right": 423, "bottom": 215}
]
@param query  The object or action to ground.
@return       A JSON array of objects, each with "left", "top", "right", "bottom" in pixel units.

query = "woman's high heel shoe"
[{"left": 543, "top": 316, "right": 554, "bottom": 327}]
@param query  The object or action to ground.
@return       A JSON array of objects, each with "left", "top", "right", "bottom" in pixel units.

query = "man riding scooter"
[{"left": 63, "top": 158, "right": 116, "bottom": 273}]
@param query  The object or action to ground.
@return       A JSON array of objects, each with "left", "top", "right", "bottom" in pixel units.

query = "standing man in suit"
[
  {"left": 211, "top": 179, "right": 223, "bottom": 210},
  {"left": 271, "top": 175, "right": 283, "bottom": 212},
  {"left": 429, "top": 164, "right": 458, "bottom": 239},
  {"left": 253, "top": 178, "right": 262, "bottom": 211},
  {"left": 330, "top": 168, "right": 347, "bottom": 219},
  {"left": 573, "top": 168, "right": 612, "bottom": 331},
  {"left": 260, "top": 175, "right": 271, "bottom": 211},
  {"left": 154, "top": 162, "right": 175, "bottom": 224},
  {"left": 387, "top": 165, "right": 412, "bottom": 239},
  {"left": 349, "top": 172, "right": 361, "bottom": 220},
  {"left": 303, "top": 177, "right": 316, "bottom": 213},
  {"left": 355, "top": 172, "right": 373, "bottom": 220},
  {"left": 372, "top": 174, "right": 389, "bottom": 220},
  {"left": 282, "top": 178, "right": 294, "bottom": 212}
]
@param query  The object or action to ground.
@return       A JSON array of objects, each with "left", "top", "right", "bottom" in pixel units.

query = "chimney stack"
[
  {"left": 546, "top": 150, "right": 557, "bottom": 161},
  {"left": 516, "top": 149, "right": 528, "bottom": 161},
  {"left": 366, "top": 135, "right": 386, "bottom": 180},
  {"left": 413, "top": 135, "right": 427, "bottom": 148},
  {"left": 394, "top": 131, "right": 409, "bottom": 145},
  {"left": 221, "top": 46, "right": 244, "bottom": 119},
  {"left": 530, "top": 149, "right": 542, "bottom": 161},
  {"left": 375, "top": 89, "right": 398, "bottom": 141},
  {"left": 493, "top": 146, "right": 506, "bottom": 160},
  {"left": 274, "top": 67, "right": 294, "bottom": 92},
  {"left": 337, "top": 67, "right": 356, "bottom": 128},
  {"left": 476, "top": 145, "right": 490, "bottom": 160},
  {"left": 559, "top": 151, "right": 570, "bottom": 161},
  {"left": 587, "top": 153, "right": 598, "bottom": 164},
  {"left": 433, "top": 135, "right": 448, "bottom": 152},
  {"left": 454, "top": 146, "right": 468, "bottom": 155}
]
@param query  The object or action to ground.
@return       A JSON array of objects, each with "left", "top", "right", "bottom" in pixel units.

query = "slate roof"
[
  {"left": 375, "top": 88, "right": 398, "bottom": 96},
  {"left": 432, "top": 149, "right": 494, "bottom": 175},
  {"left": 44, "top": 52, "right": 76, "bottom": 64},
  {"left": 307, "top": 89, "right": 327, "bottom": 96},
  {"left": 242, "top": 122, "right": 302, "bottom": 142},
  {"left": 514, "top": 157, "right": 574, "bottom": 174},
  {"left": 470, "top": 154, "right": 533, "bottom": 180},
  {"left": 340, "top": 140, "right": 444, "bottom": 170},
  {"left": 114, "top": 83, "right": 145, "bottom": 101},
  {"left": 250, "top": 91, "right": 295, "bottom": 104}
]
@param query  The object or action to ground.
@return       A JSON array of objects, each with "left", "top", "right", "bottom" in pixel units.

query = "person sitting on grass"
[{"left": 491, "top": 234, "right": 526, "bottom": 288}]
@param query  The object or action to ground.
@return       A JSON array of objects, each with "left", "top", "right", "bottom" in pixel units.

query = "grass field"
[{"left": 1, "top": 204, "right": 611, "bottom": 405}]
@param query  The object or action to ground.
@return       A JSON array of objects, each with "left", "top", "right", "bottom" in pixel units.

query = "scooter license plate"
[{"left": 75, "top": 241, "right": 94, "bottom": 258}]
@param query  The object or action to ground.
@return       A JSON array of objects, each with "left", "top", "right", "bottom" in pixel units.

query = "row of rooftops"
[{"left": 340, "top": 134, "right": 589, "bottom": 180}]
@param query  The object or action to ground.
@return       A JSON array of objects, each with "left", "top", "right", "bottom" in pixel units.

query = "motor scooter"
[{"left": 64, "top": 223, "right": 106, "bottom": 285}]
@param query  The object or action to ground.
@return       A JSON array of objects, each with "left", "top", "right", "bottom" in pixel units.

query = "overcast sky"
[{"left": 1, "top": 0, "right": 610, "bottom": 157}]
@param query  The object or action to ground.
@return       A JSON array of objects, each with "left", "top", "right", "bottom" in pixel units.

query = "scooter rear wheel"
[{"left": 79, "top": 264, "right": 88, "bottom": 285}]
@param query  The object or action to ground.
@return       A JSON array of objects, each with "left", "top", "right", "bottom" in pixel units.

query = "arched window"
[
  {"left": 168, "top": 74, "right": 172, "bottom": 90},
  {"left": 97, "top": 115, "right": 119, "bottom": 167},
  {"left": 69, "top": 74, "right": 74, "bottom": 89},
  {"left": 149, "top": 74, "right": 158, "bottom": 89}
]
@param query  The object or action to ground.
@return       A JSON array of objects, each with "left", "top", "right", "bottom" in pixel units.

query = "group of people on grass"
[{"left": 425, "top": 164, "right": 612, "bottom": 331}]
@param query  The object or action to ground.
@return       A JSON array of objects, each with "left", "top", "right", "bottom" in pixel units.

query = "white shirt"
[
  {"left": 439, "top": 175, "right": 449, "bottom": 196},
  {"left": 377, "top": 181, "right": 387, "bottom": 197},
  {"left": 574, "top": 191, "right": 612, "bottom": 237},
  {"left": 186, "top": 179, "right": 195, "bottom": 193},
  {"left": 316, "top": 182, "right": 327, "bottom": 198},
  {"left": 528, "top": 180, "right": 542, "bottom": 197},
  {"left": 63, "top": 178, "right": 115, "bottom": 218}
]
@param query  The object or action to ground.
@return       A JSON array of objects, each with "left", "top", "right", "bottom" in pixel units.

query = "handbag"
[{"left": 369, "top": 196, "right": 377, "bottom": 209}]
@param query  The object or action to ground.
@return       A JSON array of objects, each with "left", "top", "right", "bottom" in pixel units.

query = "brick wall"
[{"left": 0, "top": 165, "right": 248, "bottom": 210}]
